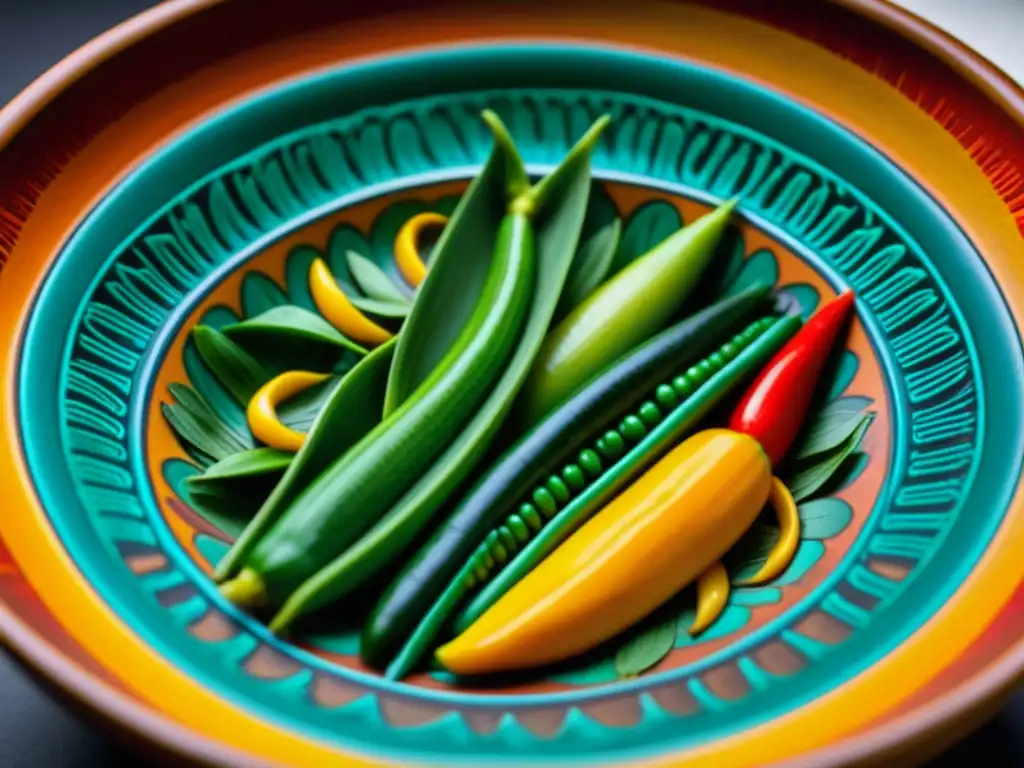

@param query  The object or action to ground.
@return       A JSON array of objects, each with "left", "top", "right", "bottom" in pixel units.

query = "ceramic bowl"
[{"left": 2, "top": 1, "right": 1024, "bottom": 766}]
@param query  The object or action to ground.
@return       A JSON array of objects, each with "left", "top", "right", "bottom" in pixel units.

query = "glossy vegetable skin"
[
  {"left": 309, "top": 257, "right": 394, "bottom": 346},
  {"left": 728, "top": 290, "right": 856, "bottom": 465},
  {"left": 360, "top": 285, "right": 772, "bottom": 668},
  {"left": 263, "top": 114, "right": 609, "bottom": 634},
  {"left": 384, "top": 315, "right": 797, "bottom": 680},
  {"left": 446, "top": 311, "right": 800, "bottom": 640},
  {"left": 517, "top": 200, "right": 738, "bottom": 425},
  {"left": 221, "top": 212, "right": 534, "bottom": 607},
  {"left": 435, "top": 429, "right": 771, "bottom": 676},
  {"left": 214, "top": 339, "right": 395, "bottom": 582}
]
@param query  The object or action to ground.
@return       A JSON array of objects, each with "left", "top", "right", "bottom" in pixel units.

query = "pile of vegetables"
[{"left": 164, "top": 110, "right": 870, "bottom": 683}]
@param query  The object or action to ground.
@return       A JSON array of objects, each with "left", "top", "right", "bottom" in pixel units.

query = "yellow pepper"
[
  {"left": 436, "top": 428, "right": 801, "bottom": 676},
  {"left": 247, "top": 371, "right": 331, "bottom": 452},
  {"left": 309, "top": 258, "right": 393, "bottom": 346},
  {"left": 394, "top": 212, "right": 447, "bottom": 287}
]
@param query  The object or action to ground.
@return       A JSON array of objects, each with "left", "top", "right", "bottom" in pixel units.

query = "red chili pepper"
[{"left": 727, "top": 290, "right": 856, "bottom": 466}]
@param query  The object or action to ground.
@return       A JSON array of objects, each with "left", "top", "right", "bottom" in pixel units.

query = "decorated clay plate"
[{"left": 2, "top": 1, "right": 1024, "bottom": 766}]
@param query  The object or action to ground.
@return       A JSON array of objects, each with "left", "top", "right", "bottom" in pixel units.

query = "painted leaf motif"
[
  {"left": 826, "top": 350, "right": 860, "bottom": 401},
  {"left": 772, "top": 541, "right": 826, "bottom": 586},
  {"left": 284, "top": 245, "right": 321, "bottom": 312},
  {"left": 775, "top": 283, "right": 820, "bottom": 321},
  {"left": 197, "top": 305, "right": 240, "bottom": 331},
  {"left": 798, "top": 498, "right": 853, "bottom": 540},
  {"left": 557, "top": 212, "right": 622, "bottom": 319},
  {"left": 240, "top": 272, "right": 289, "bottom": 318},
  {"left": 326, "top": 224, "right": 372, "bottom": 295},
  {"left": 725, "top": 248, "right": 778, "bottom": 298},
  {"left": 346, "top": 250, "right": 409, "bottom": 304},
  {"left": 614, "top": 616, "right": 677, "bottom": 678},
  {"left": 162, "top": 383, "right": 252, "bottom": 464},
  {"left": 611, "top": 199, "right": 681, "bottom": 273},
  {"left": 182, "top": 337, "right": 248, "bottom": 436},
  {"left": 192, "top": 326, "right": 271, "bottom": 406}
]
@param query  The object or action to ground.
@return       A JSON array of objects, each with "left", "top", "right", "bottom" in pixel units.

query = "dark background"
[{"left": 1, "top": 0, "right": 1023, "bottom": 765}]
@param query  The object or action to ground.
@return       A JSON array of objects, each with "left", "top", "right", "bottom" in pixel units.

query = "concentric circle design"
[
  {"left": 3, "top": 2, "right": 1024, "bottom": 766},
  {"left": 14, "top": 44, "right": 1021, "bottom": 762}
]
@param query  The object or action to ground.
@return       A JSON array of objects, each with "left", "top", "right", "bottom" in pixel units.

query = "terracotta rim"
[{"left": 0, "top": 1, "right": 1021, "bottom": 766}]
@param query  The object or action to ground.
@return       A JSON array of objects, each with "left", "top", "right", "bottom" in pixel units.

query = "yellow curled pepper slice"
[
  {"left": 394, "top": 212, "right": 447, "bottom": 287},
  {"left": 309, "top": 258, "right": 393, "bottom": 346},
  {"left": 736, "top": 476, "right": 800, "bottom": 586},
  {"left": 690, "top": 561, "right": 729, "bottom": 636},
  {"left": 247, "top": 371, "right": 331, "bottom": 452}
]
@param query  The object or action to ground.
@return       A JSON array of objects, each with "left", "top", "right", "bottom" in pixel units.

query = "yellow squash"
[{"left": 436, "top": 428, "right": 775, "bottom": 676}]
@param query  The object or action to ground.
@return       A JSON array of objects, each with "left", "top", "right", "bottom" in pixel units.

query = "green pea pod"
[
  {"left": 518, "top": 199, "right": 739, "bottom": 425},
  {"left": 213, "top": 339, "right": 394, "bottom": 582},
  {"left": 222, "top": 203, "right": 535, "bottom": 607},
  {"left": 266, "top": 115, "right": 610, "bottom": 634},
  {"left": 359, "top": 284, "right": 771, "bottom": 669},
  {"left": 383, "top": 312, "right": 802, "bottom": 680},
  {"left": 454, "top": 313, "right": 802, "bottom": 633},
  {"left": 383, "top": 112, "right": 530, "bottom": 417}
]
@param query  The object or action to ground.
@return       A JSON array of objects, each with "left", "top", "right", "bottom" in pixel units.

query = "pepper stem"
[
  {"left": 511, "top": 113, "right": 611, "bottom": 217},
  {"left": 480, "top": 109, "right": 530, "bottom": 202},
  {"left": 219, "top": 568, "right": 267, "bottom": 609}
]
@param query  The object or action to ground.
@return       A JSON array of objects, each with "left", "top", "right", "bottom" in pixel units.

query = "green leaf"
[
  {"left": 798, "top": 498, "right": 853, "bottom": 540},
  {"left": 793, "top": 407, "right": 868, "bottom": 461},
  {"left": 348, "top": 295, "right": 411, "bottom": 319},
  {"left": 821, "top": 395, "right": 874, "bottom": 416},
  {"left": 223, "top": 306, "right": 367, "bottom": 356},
  {"left": 326, "top": 224, "right": 372, "bottom": 295},
  {"left": 188, "top": 447, "right": 293, "bottom": 484},
  {"left": 168, "top": 382, "right": 250, "bottom": 447},
  {"left": 611, "top": 199, "right": 681, "bottom": 273},
  {"left": 183, "top": 337, "right": 247, "bottom": 435},
  {"left": 161, "top": 383, "right": 251, "bottom": 463},
  {"left": 614, "top": 616, "right": 677, "bottom": 678},
  {"left": 557, "top": 207, "right": 622, "bottom": 320},
  {"left": 215, "top": 339, "right": 396, "bottom": 581},
  {"left": 346, "top": 250, "right": 409, "bottom": 304},
  {"left": 384, "top": 132, "right": 517, "bottom": 413},
  {"left": 240, "top": 272, "right": 289, "bottom": 318},
  {"left": 787, "top": 415, "right": 873, "bottom": 502},
  {"left": 283, "top": 116, "right": 605, "bottom": 618},
  {"left": 192, "top": 326, "right": 271, "bottom": 406}
]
